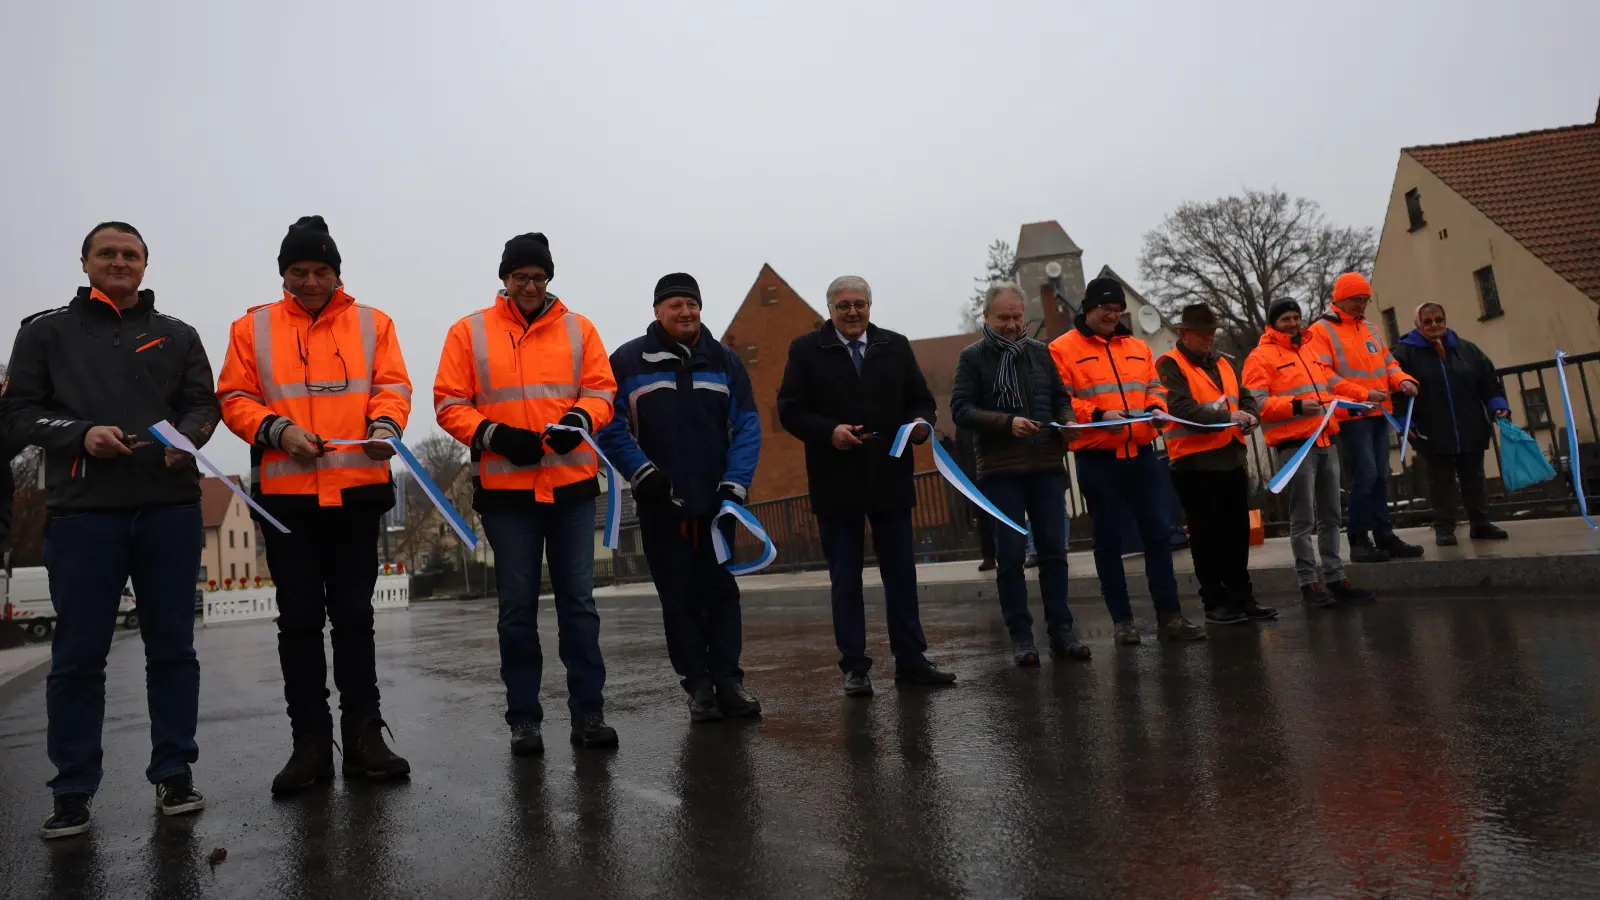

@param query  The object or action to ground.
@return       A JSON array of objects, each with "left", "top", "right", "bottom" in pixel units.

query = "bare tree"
[
  {"left": 393, "top": 433, "right": 473, "bottom": 571},
  {"left": 962, "top": 239, "right": 1017, "bottom": 330},
  {"left": 1138, "top": 189, "right": 1376, "bottom": 349}
]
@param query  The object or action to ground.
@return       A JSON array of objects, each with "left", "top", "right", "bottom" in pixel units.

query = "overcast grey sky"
[{"left": 3, "top": 0, "right": 1596, "bottom": 475}]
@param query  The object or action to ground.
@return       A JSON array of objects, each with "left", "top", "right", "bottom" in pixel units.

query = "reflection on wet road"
[{"left": 4, "top": 591, "right": 1600, "bottom": 899}]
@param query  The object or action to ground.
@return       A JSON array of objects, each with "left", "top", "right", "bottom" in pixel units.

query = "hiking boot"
[
  {"left": 894, "top": 659, "right": 957, "bottom": 685},
  {"left": 1114, "top": 621, "right": 1142, "bottom": 645},
  {"left": 715, "top": 681, "right": 762, "bottom": 718},
  {"left": 1013, "top": 642, "right": 1041, "bottom": 667},
  {"left": 688, "top": 685, "right": 723, "bottom": 723},
  {"left": 155, "top": 773, "right": 206, "bottom": 816},
  {"left": 843, "top": 670, "right": 874, "bottom": 697},
  {"left": 1348, "top": 534, "right": 1391, "bottom": 563},
  {"left": 1376, "top": 531, "right": 1424, "bottom": 558},
  {"left": 1436, "top": 530, "right": 1458, "bottom": 547},
  {"left": 271, "top": 734, "right": 335, "bottom": 796},
  {"left": 1470, "top": 523, "right": 1509, "bottom": 540},
  {"left": 570, "top": 713, "right": 619, "bottom": 749},
  {"left": 341, "top": 716, "right": 411, "bottom": 781},
  {"left": 1049, "top": 630, "right": 1092, "bottom": 661},
  {"left": 1158, "top": 613, "right": 1208, "bottom": 642},
  {"left": 510, "top": 724, "right": 544, "bottom": 757},
  {"left": 1205, "top": 605, "right": 1249, "bottom": 625},
  {"left": 977, "top": 558, "right": 996, "bottom": 572},
  {"left": 40, "top": 793, "right": 92, "bottom": 840},
  {"left": 1328, "top": 579, "right": 1375, "bottom": 604},
  {"left": 1301, "top": 583, "right": 1338, "bottom": 609}
]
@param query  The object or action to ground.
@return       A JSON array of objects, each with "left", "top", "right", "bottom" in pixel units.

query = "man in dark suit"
[{"left": 777, "top": 275, "right": 957, "bottom": 697}]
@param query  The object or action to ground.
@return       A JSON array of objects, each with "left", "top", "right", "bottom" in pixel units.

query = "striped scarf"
[{"left": 982, "top": 324, "right": 1026, "bottom": 410}]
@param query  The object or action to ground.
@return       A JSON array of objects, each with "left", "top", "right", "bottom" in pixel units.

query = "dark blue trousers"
[
  {"left": 1075, "top": 449, "right": 1183, "bottom": 623},
  {"left": 640, "top": 510, "right": 744, "bottom": 693},
  {"left": 983, "top": 472, "right": 1075, "bottom": 642},
  {"left": 817, "top": 509, "right": 929, "bottom": 674}
]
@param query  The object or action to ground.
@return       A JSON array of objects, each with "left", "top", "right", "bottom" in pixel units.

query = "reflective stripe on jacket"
[
  {"left": 1307, "top": 308, "right": 1417, "bottom": 417},
  {"left": 1047, "top": 320, "right": 1167, "bottom": 457},
  {"left": 217, "top": 289, "right": 411, "bottom": 507},
  {"left": 1157, "top": 349, "right": 1243, "bottom": 461},
  {"left": 1241, "top": 328, "right": 1368, "bottom": 447},
  {"left": 433, "top": 293, "right": 616, "bottom": 504}
]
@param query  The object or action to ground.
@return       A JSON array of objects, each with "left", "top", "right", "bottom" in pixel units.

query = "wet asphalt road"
[{"left": 4, "top": 588, "right": 1600, "bottom": 900}]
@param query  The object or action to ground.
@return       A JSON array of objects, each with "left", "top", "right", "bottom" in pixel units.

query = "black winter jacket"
[
  {"left": 777, "top": 322, "right": 937, "bottom": 517},
  {"left": 0, "top": 289, "right": 220, "bottom": 512},
  {"left": 949, "top": 337, "right": 1073, "bottom": 480},
  {"left": 1392, "top": 328, "right": 1508, "bottom": 456}
]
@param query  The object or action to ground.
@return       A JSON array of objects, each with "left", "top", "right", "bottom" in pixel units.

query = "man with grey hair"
[{"left": 778, "top": 276, "right": 956, "bottom": 696}]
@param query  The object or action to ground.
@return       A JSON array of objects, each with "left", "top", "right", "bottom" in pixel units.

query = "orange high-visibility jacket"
[
  {"left": 1242, "top": 328, "right": 1369, "bottom": 448},
  {"left": 1157, "top": 349, "right": 1245, "bottom": 461},
  {"left": 1048, "top": 324, "right": 1167, "bottom": 456},
  {"left": 433, "top": 294, "right": 616, "bottom": 504},
  {"left": 1306, "top": 308, "right": 1417, "bottom": 417},
  {"left": 217, "top": 289, "right": 412, "bottom": 507}
]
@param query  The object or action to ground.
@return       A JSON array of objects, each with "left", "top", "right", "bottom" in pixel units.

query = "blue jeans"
[
  {"left": 1075, "top": 449, "right": 1182, "bottom": 622},
  {"left": 818, "top": 509, "right": 929, "bottom": 673},
  {"left": 44, "top": 504, "right": 204, "bottom": 796},
  {"left": 1340, "top": 416, "right": 1394, "bottom": 536},
  {"left": 984, "top": 472, "right": 1074, "bottom": 642},
  {"left": 481, "top": 500, "right": 606, "bottom": 727}
]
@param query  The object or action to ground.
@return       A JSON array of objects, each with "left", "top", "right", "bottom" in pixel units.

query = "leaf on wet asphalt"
[{"left": 208, "top": 847, "right": 228, "bottom": 866}]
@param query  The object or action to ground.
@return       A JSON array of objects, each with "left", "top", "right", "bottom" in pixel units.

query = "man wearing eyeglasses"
[{"left": 217, "top": 215, "right": 414, "bottom": 796}]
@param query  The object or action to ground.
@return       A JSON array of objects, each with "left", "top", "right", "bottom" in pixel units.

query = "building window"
[
  {"left": 229, "top": 530, "right": 235, "bottom": 548},
  {"left": 745, "top": 345, "right": 759, "bottom": 365},
  {"left": 763, "top": 285, "right": 780, "bottom": 305},
  {"left": 243, "top": 530, "right": 248, "bottom": 548},
  {"left": 1522, "top": 387, "right": 1551, "bottom": 428},
  {"left": 230, "top": 563, "right": 237, "bottom": 581},
  {"left": 1381, "top": 308, "right": 1399, "bottom": 346},
  {"left": 1405, "top": 189, "right": 1426, "bottom": 231},
  {"left": 1474, "top": 266, "right": 1503, "bottom": 319},
  {"left": 245, "top": 563, "right": 250, "bottom": 580},
  {"left": 198, "top": 567, "right": 207, "bottom": 583}
]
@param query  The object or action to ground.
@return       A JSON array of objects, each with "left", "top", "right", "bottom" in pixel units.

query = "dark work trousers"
[
  {"left": 1422, "top": 449, "right": 1491, "bottom": 532},
  {"left": 44, "top": 504, "right": 204, "bottom": 796},
  {"left": 1075, "top": 448, "right": 1182, "bottom": 623},
  {"left": 817, "top": 509, "right": 930, "bottom": 674},
  {"left": 983, "top": 471, "right": 1074, "bottom": 643},
  {"left": 1171, "top": 467, "right": 1255, "bottom": 609},
  {"left": 640, "top": 509, "right": 744, "bottom": 693},
  {"left": 262, "top": 505, "right": 382, "bottom": 738},
  {"left": 479, "top": 499, "right": 605, "bottom": 728}
]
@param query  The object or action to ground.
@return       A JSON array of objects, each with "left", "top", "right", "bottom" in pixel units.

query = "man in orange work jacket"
[
  {"left": 433, "top": 232, "right": 620, "bottom": 756},
  {"left": 216, "top": 216, "right": 414, "bottom": 795},
  {"left": 1049, "top": 277, "right": 1206, "bottom": 644},
  {"left": 1243, "top": 298, "right": 1377, "bottom": 609},
  {"left": 1306, "top": 272, "right": 1423, "bottom": 563}
]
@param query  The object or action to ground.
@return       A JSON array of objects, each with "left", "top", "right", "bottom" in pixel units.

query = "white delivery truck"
[{"left": 1, "top": 566, "right": 138, "bottom": 639}]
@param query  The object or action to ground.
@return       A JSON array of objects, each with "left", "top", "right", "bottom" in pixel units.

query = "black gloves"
[
  {"left": 635, "top": 469, "right": 674, "bottom": 505},
  {"left": 489, "top": 425, "right": 546, "bottom": 467},
  {"left": 718, "top": 484, "right": 744, "bottom": 506},
  {"left": 545, "top": 412, "right": 588, "bottom": 455}
]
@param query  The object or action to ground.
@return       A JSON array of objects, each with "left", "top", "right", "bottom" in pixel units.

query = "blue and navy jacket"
[
  {"left": 596, "top": 322, "right": 760, "bottom": 517},
  {"left": 1392, "top": 327, "right": 1508, "bottom": 456}
]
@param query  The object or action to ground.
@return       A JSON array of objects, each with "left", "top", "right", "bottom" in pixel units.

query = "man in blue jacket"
[{"left": 597, "top": 273, "right": 762, "bottom": 723}]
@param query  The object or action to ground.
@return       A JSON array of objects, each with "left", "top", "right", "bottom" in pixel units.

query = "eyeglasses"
[
  {"left": 833, "top": 301, "right": 869, "bottom": 312},
  {"left": 1419, "top": 316, "right": 1446, "bottom": 326},
  {"left": 509, "top": 273, "right": 549, "bottom": 288},
  {"left": 297, "top": 332, "right": 349, "bottom": 394}
]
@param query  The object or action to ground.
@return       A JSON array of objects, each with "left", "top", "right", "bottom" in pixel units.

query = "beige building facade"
[{"left": 199, "top": 476, "right": 258, "bottom": 587}]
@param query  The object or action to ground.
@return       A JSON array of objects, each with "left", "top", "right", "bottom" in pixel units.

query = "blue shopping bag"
[{"left": 1497, "top": 418, "right": 1557, "bottom": 492}]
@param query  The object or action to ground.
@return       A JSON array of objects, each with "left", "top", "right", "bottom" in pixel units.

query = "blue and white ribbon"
[
  {"left": 710, "top": 500, "right": 778, "bottom": 575},
  {"left": 1398, "top": 399, "right": 1415, "bottom": 465},
  {"left": 1555, "top": 350, "right": 1596, "bottom": 529},
  {"left": 149, "top": 420, "right": 291, "bottom": 533},
  {"left": 330, "top": 438, "right": 477, "bottom": 550},
  {"left": 1045, "top": 415, "right": 1157, "bottom": 431},
  {"left": 1152, "top": 411, "right": 1241, "bottom": 430},
  {"left": 889, "top": 420, "right": 1028, "bottom": 535},
  {"left": 1267, "top": 400, "right": 1373, "bottom": 494},
  {"left": 546, "top": 423, "right": 623, "bottom": 549}
]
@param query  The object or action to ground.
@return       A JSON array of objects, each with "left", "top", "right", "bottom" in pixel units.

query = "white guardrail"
[{"left": 203, "top": 574, "right": 410, "bottom": 626}]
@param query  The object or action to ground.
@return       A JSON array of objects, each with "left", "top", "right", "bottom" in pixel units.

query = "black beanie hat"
[
  {"left": 653, "top": 273, "right": 702, "bottom": 306},
  {"left": 1267, "top": 298, "right": 1303, "bottom": 327},
  {"left": 499, "top": 233, "right": 553, "bottom": 280},
  {"left": 1081, "top": 276, "right": 1127, "bottom": 312},
  {"left": 278, "top": 216, "right": 341, "bottom": 275}
]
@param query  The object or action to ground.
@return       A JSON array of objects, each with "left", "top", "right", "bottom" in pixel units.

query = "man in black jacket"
[
  {"left": 777, "top": 275, "right": 956, "bottom": 696},
  {"left": 1393, "top": 303, "right": 1511, "bottom": 545},
  {"left": 0, "top": 222, "right": 220, "bottom": 839},
  {"left": 951, "top": 283, "right": 1088, "bottom": 666}
]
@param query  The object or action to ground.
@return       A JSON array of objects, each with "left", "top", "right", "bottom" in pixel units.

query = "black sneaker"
[
  {"left": 155, "top": 774, "right": 206, "bottom": 816},
  {"left": 1049, "top": 630, "right": 1092, "bottom": 661},
  {"left": 1348, "top": 534, "right": 1391, "bottom": 563},
  {"left": 1238, "top": 596, "right": 1279, "bottom": 620},
  {"left": 843, "top": 670, "right": 873, "bottom": 697},
  {"left": 1205, "top": 605, "right": 1249, "bottom": 625},
  {"left": 893, "top": 660, "right": 957, "bottom": 685},
  {"left": 715, "top": 681, "right": 762, "bottom": 718},
  {"left": 510, "top": 724, "right": 544, "bottom": 757},
  {"left": 271, "top": 735, "right": 335, "bottom": 795},
  {"left": 40, "top": 793, "right": 92, "bottom": 839},
  {"left": 1013, "top": 642, "right": 1041, "bottom": 667},
  {"left": 1376, "top": 531, "right": 1424, "bottom": 558},
  {"left": 1470, "top": 523, "right": 1509, "bottom": 540},
  {"left": 688, "top": 685, "right": 723, "bottom": 723},
  {"left": 977, "top": 558, "right": 996, "bottom": 572},
  {"left": 570, "top": 713, "right": 619, "bottom": 749},
  {"left": 1436, "top": 530, "right": 1458, "bottom": 547},
  {"left": 1301, "top": 583, "right": 1338, "bottom": 609},
  {"left": 1158, "top": 613, "right": 1208, "bottom": 642},
  {"left": 1114, "top": 621, "right": 1142, "bottom": 645},
  {"left": 1328, "top": 579, "right": 1375, "bottom": 604}
]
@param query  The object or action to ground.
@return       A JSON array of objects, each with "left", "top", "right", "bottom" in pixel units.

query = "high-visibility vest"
[
  {"left": 1241, "top": 328, "right": 1368, "bottom": 448},
  {"left": 1048, "top": 326, "right": 1168, "bottom": 457},
  {"left": 1307, "top": 308, "right": 1417, "bottom": 417},
  {"left": 1158, "top": 349, "right": 1244, "bottom": 461},
  {"left": 433, "top": 294, "right": 616, "bottom": 502},
  {"left": 217, "top": 289, "right": 412, "bottom": 506}
]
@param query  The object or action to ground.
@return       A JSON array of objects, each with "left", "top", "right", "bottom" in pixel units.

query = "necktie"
[{"left": 850, "top": 340, "right": 864, "bottom": 373}]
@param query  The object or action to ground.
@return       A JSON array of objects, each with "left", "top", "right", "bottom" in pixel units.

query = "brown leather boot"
[
  {"left": 271, "top": 734, "right": 335, "bottom": 796},
  {"left": 341, "top": 717, "right": 411, "bottom": 782}
]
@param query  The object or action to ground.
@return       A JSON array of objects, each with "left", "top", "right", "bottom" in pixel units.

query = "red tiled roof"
[
  {"left": 909, "top": 331, "right": 980, "bottom": 436},
  {"left": 199, "top": 476, "right": 243, "bottom": 528},
  {"left": 1406, "top": 122, "right": 1600, "bottom": 302}
]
